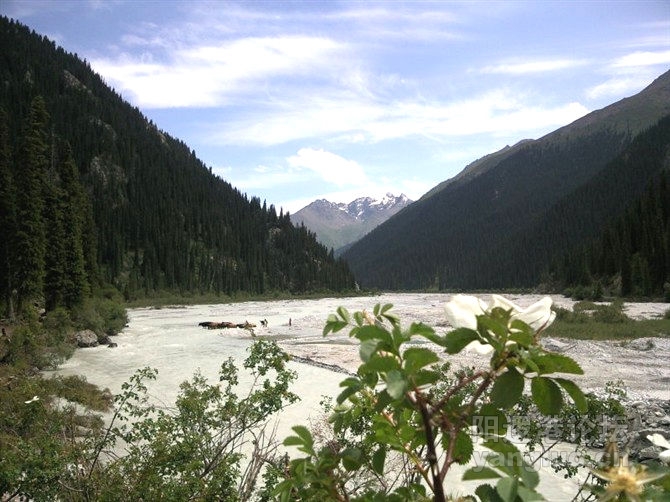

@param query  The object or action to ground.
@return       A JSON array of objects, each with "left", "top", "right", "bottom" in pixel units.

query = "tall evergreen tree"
[
  {"left": 57, "top": 141, "right": 88, "bottom": 307},
  {"left": 0, "top": 107, "right": 16, "bottom": 319},
  {"left": 14, "top": 96, "right": 50, "bottom": 313},
  {"left": 43, "top": 150, "right": 66, "bottom": 311},
  {"left": 43, "top": 141, "right": 88, "bottom": 310}
]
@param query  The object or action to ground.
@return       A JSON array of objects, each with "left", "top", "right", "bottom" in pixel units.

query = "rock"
[
  {"left": 99, "top": 335, "right": 112, "bottom": 345},
  {"left": 636, "top": 446, "right": 659, "bottom": 461},
  {"left": 541, "top": 338, "right": 571, "bottom": 353},
  {"left": 626, "top": 338, "right": 655, "bottom": 351},
  {"left": 107, "top": 342, "right": 118, "bottom": 348},
  {"left": 74, "top": 329, "right": 98, "bottom": 348}
]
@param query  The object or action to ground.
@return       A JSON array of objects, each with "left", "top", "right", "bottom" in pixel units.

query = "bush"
[
  {"left": 591, "top": 301, "right": 630, "bottom": 324},
  {"left": 71, "top": 297, "right": 128, "bottom": 337}
]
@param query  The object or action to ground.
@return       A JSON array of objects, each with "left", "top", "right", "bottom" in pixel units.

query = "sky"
[{"left": 2, "top": 1, "right": 670, "bottom": 213}]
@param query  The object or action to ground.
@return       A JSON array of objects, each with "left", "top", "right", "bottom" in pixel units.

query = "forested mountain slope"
[
  {"left": 549, "top": 121, "right": 670, "bottom": 298},
  {"left": 0, "top": 17, "right": 355, "bottom": 310},
  {"left": 342, "top": 70, "right": 670, "bottom": 290},
  {"left": 496, "top": 114, "right": 670, "bottom": 293}
]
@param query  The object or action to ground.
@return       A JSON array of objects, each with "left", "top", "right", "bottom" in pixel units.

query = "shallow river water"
[{"left": 53, "top": 293, "right": 669, "bottom": 500}]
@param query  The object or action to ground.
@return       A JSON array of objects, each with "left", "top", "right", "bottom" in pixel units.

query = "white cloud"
[
  {"left": 287, "top": 148, "right": 368, "bottom": 185},
  {"left": 586, "top": 76, "right": 650, "bottom": 100},
  {"left": 480, "top": 59, "right": 587, "bottom": 75},
  {"left": 91, "top": 36, "right": 344, "bottom": 108},
  {"left": 210, "top": 90, "right": 589, "bottom": 146},
  {"left": 611, "top": 50, "right": 670, "bottom": 68},
  {"left": 585, "top": 49, "right": 670, "bottom": 100}
]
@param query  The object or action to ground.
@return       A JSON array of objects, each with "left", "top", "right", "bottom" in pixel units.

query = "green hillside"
[
  {"left": 342, "top": 71, "right": 670, "bottom": 292},
  {"left": 0, "top": 17, "right": 355, "bottom": 317}
]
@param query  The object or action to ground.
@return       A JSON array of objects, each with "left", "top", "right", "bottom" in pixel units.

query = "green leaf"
[
  {"left": 337, "top": 377, "right": 362, "bottom": 404},
  {"left": 531, "top": 376, "right": 563, "bottom": 415},
  {"left": 355, "top": 325, "right": 393, "bottom": 346},
  {"left": 341, "top": 447, "right": 363, "bottom": 471},
  {"left": 284, "top": 425, "right": 315, "bottom": 455},
  {"left": 323, "top": 314, "right": 348, "bottom": 335},
  {"left": 478, "top": 315, "right": 508, "bottom": 338},
  {"left": 412, "top": 369, "right": 439, "bottom": 387},
  {"left": 517, "top": 485, "right": 544, "bottom": 501},
  {"left": 408, "top": 322, "right": 436, "bottom": 339},
  {"left": 336, "top": 385, "right": 360, "bottom": 405},
  {"left": 337, "top": 306, "right": 351, "bottom": 323},
  {"left": 508, "top": 320, "right": 534, "bottom": 347},
  {"left": 382, "top": 312, "right": 400, "bottom": 325},
  {"left": 364, "top": 355, "right": 401, "bottom": 373},
  {"left": 463, "top": 466, "right": 502, "bottom": 481},
  {"left": 359, "top": 339, "right": 379, "bottom": 362},
  {"left": 475, "top": 484, "right": 504, "bottom": 502},
  {"left": 372, "top": 447, "right": 386, "bottom": 475},
  {"left": 554, "top": 377, "right": 588, "bottom": 413},
  {"left": 403, "top": 347, "right": 439, "bottom": 373},
  {"left": 496, "top": 477, "right": 519, "bottom": 501},
  {"left": 385, "top": 370, "right": 407, "bottom": 399},
  {"left": 490, "top": 366, "right": 524, "bottom": 409},
  {"left": 533, "top": 353, "right": 584, "bottom": 375},
  {"left": 482, "top": 436, "right": 521, "bottom": 459},
  {"left": 444, "top": 328, "right": 480, "bottom": 354},
  {"left": 374, "top": 390, "right": 393, "bottom": 412},
  {"left": 475, "top": 404, "right": 509, "bottom": 436},
  {"left": 379, "top": 303, "right": 394, "bottom": 315},
  {"left": 519, "top": 462, "right": 540, "bottom": 491},
  {"left": 421, "top": 330, "right": 448, "bottom": 347},
  {"left": 451, "top": 429, "right": 474, "bottom": 464},
  {"left": 292, "top": 425, "right": 313, "bottom": 446}
]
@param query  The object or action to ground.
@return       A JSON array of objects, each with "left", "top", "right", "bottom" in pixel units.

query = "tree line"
[{"left": 0, "top": 17, "right": 355, "bottom": 320}]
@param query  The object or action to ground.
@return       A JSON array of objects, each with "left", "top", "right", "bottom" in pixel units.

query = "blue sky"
[{"left": 3, "top": 1, "right": 669, "bottom": 213}]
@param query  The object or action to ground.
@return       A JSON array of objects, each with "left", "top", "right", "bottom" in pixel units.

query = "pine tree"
[
  {"left": 14, "top": 96, "right": 49, "bottom": 313},
  {"left": 58, "top": 142, "right": 88, "bottom": 307},
  {"left": 0, "top": 107, "right": 16, "bottom": 319},
  {"left": 43, "top": 141, "right": 88, "bottom": 310}
]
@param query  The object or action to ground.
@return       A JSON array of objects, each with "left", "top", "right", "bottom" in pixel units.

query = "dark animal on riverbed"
[
  {"left": 198, "top": 321, "right": 252, "bottom": 329},
  {"left": 198, "top": 321, "right": 235, "bottom": 329},
  {"left": 260, "top": 319, "right": 268, "bottom": 327}
]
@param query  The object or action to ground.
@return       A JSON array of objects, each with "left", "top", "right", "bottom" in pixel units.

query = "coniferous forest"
[
  {"left": 343, "top": 71, "right": 670, "bottom": 297},
  {"left": 0, "top": 17, "right": 355, "bottom": 320}
]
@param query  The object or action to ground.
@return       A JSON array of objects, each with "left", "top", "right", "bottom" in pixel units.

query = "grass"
[{"left": 545, "top": 301, "right": 670, "bottom": 340}]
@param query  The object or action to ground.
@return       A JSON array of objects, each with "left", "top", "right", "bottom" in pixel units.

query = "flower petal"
[
  {"left": 513, "top": 297, "right": 555, "bottom": 330},
  {"left": 647, "top": 433, "right": 670, "bottom": 450},
  {"left": 444, "top": 294, "right": 485, "bottom": 331},
  {"left": 491, "top": 294, "right": 521, "bottom": 313},
  {"left": 464, "top": 340, "right": 494, "bottom": 355}
]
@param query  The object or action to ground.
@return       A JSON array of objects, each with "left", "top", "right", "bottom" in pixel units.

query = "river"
[{"left": 53, "top": 293, "right": 669, "bottom": 500}]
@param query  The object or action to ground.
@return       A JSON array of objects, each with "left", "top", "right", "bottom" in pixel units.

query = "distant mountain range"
[
  {"left": 342, "top": 70, "right": 670, "bottom": 292},
  {"left": 291, "top": 194, "right": 412, "bottom": 253}
]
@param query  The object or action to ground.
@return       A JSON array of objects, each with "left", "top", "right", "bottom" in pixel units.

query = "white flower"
[
  {"left": 444, "top": 294, "right": 556, "bottom": 354},
  {"left": 490, "top": 295, "right": 556, "bottom": 330},
  {"left": 647, "top": 433, "right": 670, "bottom": 464},
  {"left": 464, "top": 340, "right": 495, "bottom": 355},
  {"left": 443, "top": 294, "right": 487, "bottom": 331},
  {"left": 24, "top": 395, "right": 39, "bottom": 404}
]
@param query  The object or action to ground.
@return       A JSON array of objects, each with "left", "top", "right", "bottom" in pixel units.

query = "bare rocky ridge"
[{"left": 290, "top": 193, "right": 412, "bottom": 252}]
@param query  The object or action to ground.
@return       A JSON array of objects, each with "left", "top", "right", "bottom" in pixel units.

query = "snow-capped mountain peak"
[{"left": 290, "top": 194, "right": 413, "bottom": 253}]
